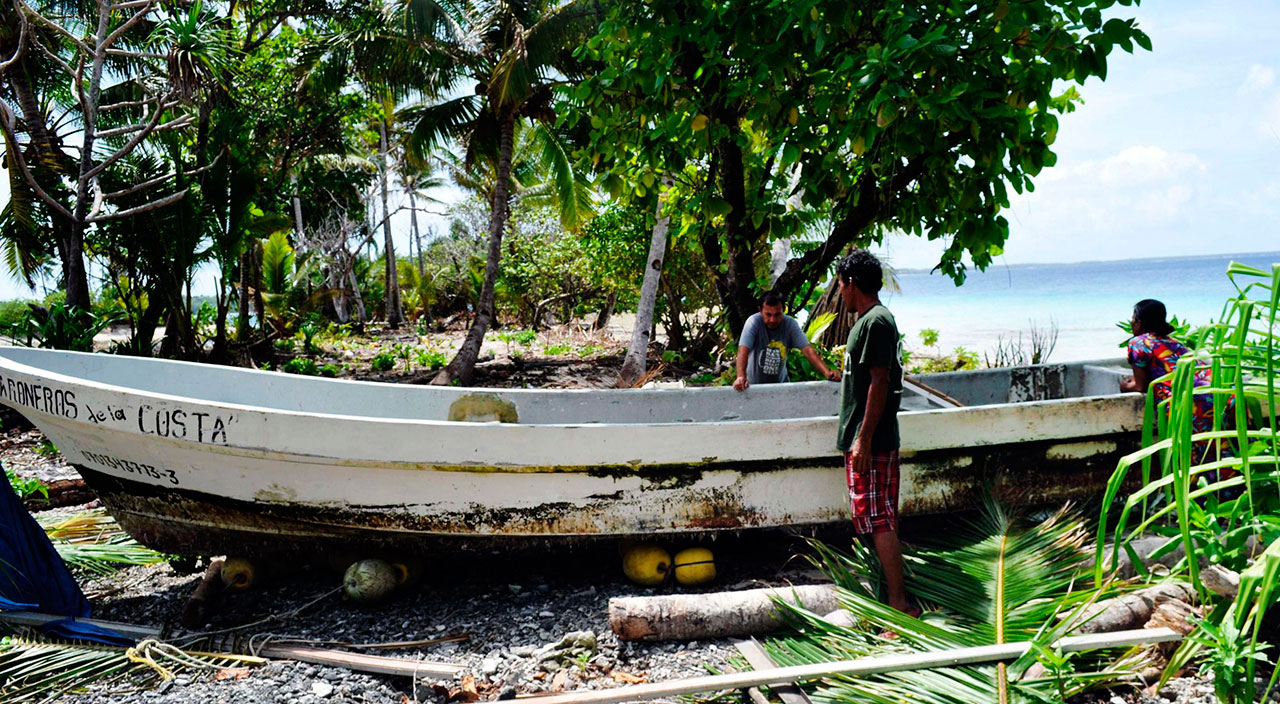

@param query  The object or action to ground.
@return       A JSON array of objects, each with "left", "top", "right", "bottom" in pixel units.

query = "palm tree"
[{"left": 402, "top": 0, "right": 599, "bottom": 386}]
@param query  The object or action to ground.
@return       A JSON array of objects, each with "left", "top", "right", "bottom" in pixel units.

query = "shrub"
[
  {"left": 272, "top": 338, "right": 296, "bottom": 353},
  {"left": 0, "top": 300, "right": 32, "bottom": 327},
  {"left": 414, "top": 348, "right": 447, "bottom": 370},
  {"left": 370, "top": 352, "right": 396, "bottom": 372},
  {"left": 5, "top": 466, "right": 48, "bottom": 504},
  {"left": 4, "top": 302, "right": 121, "bottom": 352},
  {"left": 282, "top": 358, "right": 319, "bottom": 375},
  {"left": 319, "top": 363, "right": 343, "bottom": 378}
]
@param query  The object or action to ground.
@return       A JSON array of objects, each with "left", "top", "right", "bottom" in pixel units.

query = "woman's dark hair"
[
  {"left": 836, "top": 250, "right": 883, "bottom": 294},
  {"left": 1134, "top": 299, "right": 1176, "bottom": 336}
]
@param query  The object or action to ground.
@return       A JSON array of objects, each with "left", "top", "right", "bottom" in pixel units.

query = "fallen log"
[
  {"left": 1067, "top": 583, "right": 1194, "bottom": 635},
  {"left": 1200, "top": 564, "right": 1240, "bottom": 599},
  {"left": 24, "top": 478, "right": 95, "bottom": 509},
  {"left": 521, "top": 628, "right": 1184, "bottom": 704},
  {"left": 609, "top": 585, "right": 840, "bottom": 641}
]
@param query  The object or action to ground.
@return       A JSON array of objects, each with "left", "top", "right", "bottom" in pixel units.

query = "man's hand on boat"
[{"left": 733, "top": 374, "right": 750, "bottom": 391}]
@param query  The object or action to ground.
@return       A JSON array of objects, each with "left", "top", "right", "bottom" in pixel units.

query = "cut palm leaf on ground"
[{"left": 767, "top": 499, "right": 1157, "bottom": 703}]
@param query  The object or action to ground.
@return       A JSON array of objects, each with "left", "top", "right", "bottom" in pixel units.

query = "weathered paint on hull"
[{"left": 73, "top": 431, "right": 1139, "bottom": 557}]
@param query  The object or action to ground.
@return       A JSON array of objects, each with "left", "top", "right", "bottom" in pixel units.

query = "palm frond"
[
  {"left": 770, "top": 501, "right": 1146, "bottom": 703},
  {"left": 401, "top": 95, "right": 483, "bottom": 165},
  {"left": 0, "top": 634, "right": 261, "bottom": 702},
  {"left": 528, "top": 120, "right": 594, "bottom": 229},
  {"left": 36, "top": 511, "right": 165, "bottom": 574}
]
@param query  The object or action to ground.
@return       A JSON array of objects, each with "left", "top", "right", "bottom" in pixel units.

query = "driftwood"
[
  {"left": 609, "top": 585, "right": 840, "bottom": 641},
  {"left": 1068, "top": 583, "right": 1194, "bottom": 635},
  {"left": 1200, "top": 564, "right": 1240, "bottom": 599},
  {"left": 25, "top": 478, "right": 95, "bottom": 509},
  {"left": 1145, "top": 600, "right": 1197, "bottom": 636},
  {"left": 180, "top": 558, "right": 226, "bottom": 629},
  {"left": 1100, "top": 536, "right": 1265, "bottom": 579},
  {"left": 525, "top": 628, "right": 1184, "bottom": 704}
]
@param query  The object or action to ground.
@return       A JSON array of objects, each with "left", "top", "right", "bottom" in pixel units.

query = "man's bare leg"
[{"left": 870, "top": 530, "right": 914, "bottom": 615}]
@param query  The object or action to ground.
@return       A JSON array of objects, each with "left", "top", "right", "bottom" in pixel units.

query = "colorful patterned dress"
[{"left": 1126, "top": 332, "right": 1231, "bottom": 464}]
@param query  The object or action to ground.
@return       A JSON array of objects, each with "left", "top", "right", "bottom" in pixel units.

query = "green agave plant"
[{"left": 767, "top": 500, "right": 1148, "bottom": 704}]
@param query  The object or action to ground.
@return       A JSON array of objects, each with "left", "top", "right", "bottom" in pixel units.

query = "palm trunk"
[
  {"left": 619, "top": 180, "right": 672, "bottom": 386},
  {"left": 380, "top": 116, "right": 403, "bottom": 329},
  {"left": 409, "top": 188, "right": 425, "bottom": 279},
  {"left": 433, "top": 112, "right": 516, "bottom": 386}
]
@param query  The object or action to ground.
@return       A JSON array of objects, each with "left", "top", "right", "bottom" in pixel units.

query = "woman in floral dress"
[{"left": 1121, "top": 299, "right": 1235, "bottom": 477}]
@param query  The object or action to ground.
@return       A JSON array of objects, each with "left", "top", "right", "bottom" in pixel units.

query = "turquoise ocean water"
[{"left": 880, "top": 251, "right": 1280, "bottom": 364}]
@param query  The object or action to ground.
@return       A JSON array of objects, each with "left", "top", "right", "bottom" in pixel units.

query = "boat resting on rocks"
[{"left": 0, "top": 348, "right": 1143, "bottom": 557}]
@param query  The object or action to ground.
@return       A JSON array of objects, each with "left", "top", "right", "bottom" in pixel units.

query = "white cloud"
[
  {"left": 1134, "top": 184, "right": 1195, "bottom": 219},
  {"left": 1090, "top": 146, "right": 1206, "bottom": 185},
  {"left": 1240, "top": 64, "right": 1276, "bottom": 93}
]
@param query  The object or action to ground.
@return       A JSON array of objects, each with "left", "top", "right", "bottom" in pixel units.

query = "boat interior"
[{"left": 0, "top": 348, "right": 1134, "bottom": 426}]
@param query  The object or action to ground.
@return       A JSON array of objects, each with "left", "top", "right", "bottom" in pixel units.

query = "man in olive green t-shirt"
[{"left": 835, "top": 250, "right": 916, "bottom": 618}]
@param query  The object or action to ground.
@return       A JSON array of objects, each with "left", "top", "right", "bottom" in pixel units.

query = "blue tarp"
[{"left": 0, "top": 469, "right": 134, "bottom": 646}]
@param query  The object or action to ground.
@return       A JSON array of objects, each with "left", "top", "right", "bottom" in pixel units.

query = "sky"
[{"left": 1, "top": 0, "right": 1277, "bottom": 299}]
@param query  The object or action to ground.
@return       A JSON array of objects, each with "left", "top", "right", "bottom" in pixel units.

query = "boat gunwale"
[{"left": 0, "top": 351, "right": 1142, "bottom": 431}]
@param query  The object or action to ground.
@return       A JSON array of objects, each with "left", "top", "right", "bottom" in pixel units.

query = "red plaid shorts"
[{"left": 844, "top": 449, "right": 901, "bottom": 535}]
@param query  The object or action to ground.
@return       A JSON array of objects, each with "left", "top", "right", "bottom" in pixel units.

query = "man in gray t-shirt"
[{"left": 733, "top": 292, "right": 840, "bottom": 391}]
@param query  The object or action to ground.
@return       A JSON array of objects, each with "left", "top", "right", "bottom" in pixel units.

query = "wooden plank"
[
  {"left": 256, "top": 643, "right": 463, "bottom": 678},
  {"left": 0, "top": 611, "right": 463, "bottom": 678},
  {"left": 519, "top": 627, "right": 1183, "bottom": 704},
  {"left": 734, "top": 639, "right": 812, "bottom": 704},
  {"left": 903, "top": 376, "right": 964, "bottom": 408}
]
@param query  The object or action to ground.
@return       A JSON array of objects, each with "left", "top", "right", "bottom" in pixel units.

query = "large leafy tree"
[
  {"left": 573, "top": 0, "right": 1151, "bottom": 336},
  {"left": 403, "top": 0, "right": 599, "bottom": 386}
]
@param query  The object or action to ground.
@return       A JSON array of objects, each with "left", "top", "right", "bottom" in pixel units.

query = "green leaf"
[{"left": 707, "top": 197, "right": 733, "bottom": 216}]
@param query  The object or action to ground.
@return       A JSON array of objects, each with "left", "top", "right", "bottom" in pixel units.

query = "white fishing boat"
[{"left": 0, "top": 348, "right": 1142, "bottom": 556}]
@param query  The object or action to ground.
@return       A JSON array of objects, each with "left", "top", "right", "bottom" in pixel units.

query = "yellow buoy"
[
  {"left": 622, "top": 545, "right": 671, "bottom": 586},
  {"left": 220, "top": 557, "right": 257, "bottom": 591},
  {"left": 673, "top": 547, "right": 716, "bottom": 586}
]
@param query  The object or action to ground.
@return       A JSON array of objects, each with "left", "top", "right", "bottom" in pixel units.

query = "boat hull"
[{"left": 0, "top": 349, "right": 1144, "bottom": 556}]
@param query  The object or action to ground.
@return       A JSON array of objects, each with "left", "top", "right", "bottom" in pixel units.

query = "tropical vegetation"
[{"left": 0, "top": 0, "right": 1151, "bottom": 382}]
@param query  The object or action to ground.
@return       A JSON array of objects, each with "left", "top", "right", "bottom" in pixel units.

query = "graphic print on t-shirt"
[{"left": 760, "top": 340, "right": 787, "bottom": 378}]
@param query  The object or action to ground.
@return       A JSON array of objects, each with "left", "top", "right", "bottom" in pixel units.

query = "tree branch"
[
  {"left": 83, "top": 93, "right": 180, "bottom": 180},
  {"left": 95, "top": 112, "right": 192, "bottom": 139},
  {"left": 101, "top": 3, "right": 154, "bottom": 52},
  {"left": 87, "top": 189, "right": 188, "bottom": 223},
  {"left": 0, "top": 97, "right": 74, "bottom": 220},
  {"left": 105, "top": 49, "right": 166, "bottom": 59},
  {"left": 772, "top": 150, "right": 934, "bottom": 296},
  {"left": 16, "top": 0, "right": 90, "bottom": 53},
  {"left": 0, "top": 8, "right": 27, "bottom": 72},
  {"left": 32, "top": 32, "right": 76, "bottom": 79},
  {"left": 101, "top": 95, "right": 163, "bottom": 112},
  {"left": 103, "top": 153, "right": 222, "bottom": 199}
]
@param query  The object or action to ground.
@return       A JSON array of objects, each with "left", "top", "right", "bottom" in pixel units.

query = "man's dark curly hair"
[{"left": 836, "top": 250, "right": 883, "bottom": 294}]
